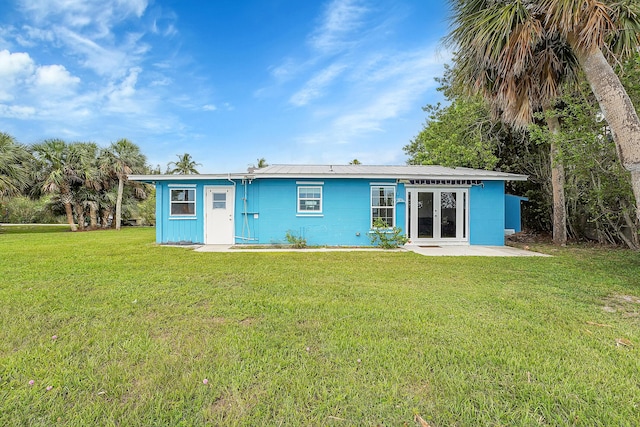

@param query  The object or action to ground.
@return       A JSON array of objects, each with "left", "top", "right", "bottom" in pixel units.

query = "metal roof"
[
  {"left": 129, "top": 164, "right": 527, "bottom": 182},
  {"left": 251, "top": 164, "right": 527, "bottom": 181}
]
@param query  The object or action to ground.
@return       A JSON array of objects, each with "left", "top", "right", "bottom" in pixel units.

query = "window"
[
  {"left": 298, "top": 186, "right": 322, "bottom": 213},
  {"left": 170, "top": 188, "right": 196, "bottom": 216},
  {"left": 212, "top": 193, "right": 226, "bottom": 209},
  {"left": 371, "top": 186, "right": 395, "bottom": 227}
]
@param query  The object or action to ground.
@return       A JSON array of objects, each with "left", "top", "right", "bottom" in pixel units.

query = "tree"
[
  {"left": 103, "top": 139, "right": 147, "bottom": 230},
  {"left": 31, "top": 139, "right": 82, "bottom": 231},
  {"left": 530, "top": 76, "right": 639, "bottom": 248},
  {"left": 349, "top": 159, "right": 362, "bottom": 165},
  {"left": 405, "top": 99, "right": 500, "bottom": 170},
  {"left": 446, "top": 1, "right": 580, "bottom": 244},
  {"left": 256, "top": 158, "right": 268, "bottom": 168},
  {"left": 0, "top": 133, "right": 28, "bottom": 199},
  {"left": 167, "top": 153, "right": 201, "bottom": 174},
  {"left": 30, "top": 140, "right": 106, "bottom": 231},
  {"left": 446, "top": 0, "right": 640, "bottom": 240},
  {"left": 68, "top": 142, "right": 103, "bottom": 230},
  {"left": 405, "top": 58, "right": 640, "bottom": 247}
]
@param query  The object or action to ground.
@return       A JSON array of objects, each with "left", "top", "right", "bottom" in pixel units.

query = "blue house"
[{"left": 129, "top": 164, "right": 527, "bottom": 247}]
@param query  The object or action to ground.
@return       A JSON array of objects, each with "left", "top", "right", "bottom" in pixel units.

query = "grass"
[
  {"left": 0, "top": 224, "right": 71, "bottom": 234},
  {"left": 1, "top": 227, "right": 639, "bottom": 426}
]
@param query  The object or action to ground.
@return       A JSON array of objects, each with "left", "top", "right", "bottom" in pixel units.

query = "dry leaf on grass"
[
  {"left": 586, "top": 321, "right": 612, "bottom": 327},
  {"left": 616, "top": 338, "right": 633, "bottom": 347},
  {"left": 415, "top": 414, "right": 431, "bottom": 427}
]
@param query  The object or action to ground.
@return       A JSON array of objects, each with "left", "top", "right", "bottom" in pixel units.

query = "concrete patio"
[{"left": 192, "top": 244, "right": 549, "bottom": 257}]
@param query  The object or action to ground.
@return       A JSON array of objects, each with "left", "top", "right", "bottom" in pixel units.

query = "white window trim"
[
  {"left": 297, "top": 185, "right": 323, "bottom": 214},
  {"left": 296, "top": 181, "right": 324, "bottom": 185},
  {"left": 170, "top": 188, "right": 197, "bottom": 217},
  {"left": 370, "top": 185, "right": 396, "bottom": 228}
]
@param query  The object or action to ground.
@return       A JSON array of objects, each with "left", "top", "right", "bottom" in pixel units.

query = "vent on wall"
[{"left": 407, "top": 179, "right": 482, "bottom": 186}]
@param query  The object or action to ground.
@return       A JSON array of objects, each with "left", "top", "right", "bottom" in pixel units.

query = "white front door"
[
  {"left": 204, "top": 186, "right": 235, "bottom": 244},
  {"left": 407, "top": 188, "right": 468, "bottom": 243}
]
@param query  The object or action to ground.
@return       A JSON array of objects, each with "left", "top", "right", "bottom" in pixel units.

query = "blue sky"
[{"left": 0, "top": 0, "right": 451, "bottom": 173}]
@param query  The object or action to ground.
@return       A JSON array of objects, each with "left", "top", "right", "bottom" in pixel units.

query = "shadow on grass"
[{"left": 0, "top": 224, "right": 71, "bottom": 234}]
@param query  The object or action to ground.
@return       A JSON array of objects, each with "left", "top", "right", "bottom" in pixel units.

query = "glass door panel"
[
  {"left": 407, "top": 192, "right": 412, "bottom": 237},
  {"left": 440, "top": 191, "right": 457, "bottom": 238},
  {"left": 418, "top": 192, "right": 434, "bottom": 238},
  {"left": 408, "top": 188, "right": 468, "bottom": 242}
]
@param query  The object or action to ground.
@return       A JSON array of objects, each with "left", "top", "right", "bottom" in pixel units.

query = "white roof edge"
[
  {"left": 128, "top": 173, "right": 249, "bottom": 181},
  {"left": 129, "top": 172, "right": 527, "bottom": 181},
  {"left": 251, "top": 173, "right": 528, "bottom": 181}
]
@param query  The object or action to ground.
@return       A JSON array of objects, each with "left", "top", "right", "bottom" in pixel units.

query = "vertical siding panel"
[
  {"left": 469, "top": 181, "right": 505, "bottom": 245},
  {"left": 156, "top": 182, "right": 164, "bottom": 243}
]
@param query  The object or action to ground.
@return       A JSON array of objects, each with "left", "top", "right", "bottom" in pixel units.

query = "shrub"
[
  {"left": 369, "top": 218, "right": 409, "bottom": 249},
  {"left": 285, "top": 231, "right": 307, "bottom": 248},
  {"left": 0, "top": 196, "right": 65, "bottom": 224}
]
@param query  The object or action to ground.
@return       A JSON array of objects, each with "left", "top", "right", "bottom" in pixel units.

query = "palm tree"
[
  {"left": 349, "top": 159, "right": 362, "bottom": 165},
  {"left": 0, "top": 133, "right": 29, "bottom": 199},
  {"left": 31, "top": 139, "right": 82, "bottom": 231},
  {"left": 68, "top": 142, "right": 103, "bottom": 230},
  {"left": 447, "top": 0, "right": 640, "bottom": 241},
  {"left": 103, "top": 139, "right": 147, "bottom": 230},
  {"left": 167, "top": 153, "right": 201, "bottom": 174},
  {"left": 256, "top": 158, "right": 268, "bottom": 168}
]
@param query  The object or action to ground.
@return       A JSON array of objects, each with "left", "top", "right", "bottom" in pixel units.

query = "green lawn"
[{"left": 1, "top": 227, "right": 639, "bottom": 426}]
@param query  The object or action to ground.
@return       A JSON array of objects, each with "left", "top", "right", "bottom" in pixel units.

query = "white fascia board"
[
  {"left": 128, "top": 174, "right": 249, "bottom": 182},
  {"left": 129, "top": 172, "right": 528, "bottom": 182},
  {"left": 252, "top": 173, "right": 528, "bottom": 181}
]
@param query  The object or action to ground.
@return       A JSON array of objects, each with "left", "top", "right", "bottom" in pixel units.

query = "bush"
[
  {"left": 285, "top": 231, "right": 307, "bottom": 248},
  {"left": 0, "top": 196, "right": 65, "bottom": 224},
  {"left": 369, "top": 218, "right": 409, "bottom": 249},
  {"left": 136, "top": 189, "right": 156, "bottom": 226}
]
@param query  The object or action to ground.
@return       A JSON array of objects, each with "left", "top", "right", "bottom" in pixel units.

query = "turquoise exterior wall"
[
  {"left": 504, "top": 194, "right": 527, "bottom": 232},
  {"left": 155, "top": 179, "right": 235, "bottom": 244},
  {"left": 153, "top": 177, "right": 508, "bottom": 246},
  {"left": 239, "top": 178, "right": 402, "bottom": 246},
  {"left": 469, "top": 181, "right": 505, "bottom": 245}
]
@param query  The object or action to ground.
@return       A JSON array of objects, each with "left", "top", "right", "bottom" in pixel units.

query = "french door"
[{"left": 407, "top": 188, "right": 468, "bottom": 243}]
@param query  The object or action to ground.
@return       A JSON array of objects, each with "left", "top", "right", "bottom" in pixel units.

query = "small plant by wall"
[
  {"left": 369, "top": 218, "right": 409, "bottom": 249},
  {"left": 285, "top": 231, "right": 307, "bottom": 248}
]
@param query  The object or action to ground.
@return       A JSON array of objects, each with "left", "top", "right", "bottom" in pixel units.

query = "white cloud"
[
  {"left": 309, "top": 0, "right": 369, "bottom": 53},
  {"left": 289, "top": 63, "right": 347, "bottom": 106},
  {"left": 202, "top": 104, "right": 217, "bottom": 111},
  {"left": 33, "top": 64, "right": 80, "bottom": 92},
  {"left": 10, "top": 0, "right": 155, "bottom": 80},
  {"left": 0, "top": 104, "right": 36, "bottom": 118},
  {"left": 257, "top": 0, "right": 372, "bottom": 100},
  {"left": 0, "top": 49, "right": 91, "bottom": 121},
  {"left": 16, "top": 25, "right": 55, "bottom": 46},
  {"left": 105, "top": 67, "right": 141, "bottom": 112},
  {"left": 292, "top": 46, "right": 449, "bottom": 147},
  {"left": 268, "top": 57, "right": 305, "bottom": 82},
  {"left": 150, "top": 77, "right": 171, "bottom": 86},
  {"left": 0, "top": 49, "right": 35, "bottom": 83},
  {"left": 53, "top": 26, "right": 146, "bottom": 78},
  {"left": 18, "top": 0, "right": 148, "bottom": 35}
]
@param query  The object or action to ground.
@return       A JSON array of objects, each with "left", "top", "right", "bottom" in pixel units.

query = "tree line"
[
  {"left": 406, "top": 0, "right": 640, "bottom": 248},
  {"left": 0, "top": 135, "right": 152, "bottom": 230},
  {"left": 444, "top": 0, "right": 640, "bottom": 246}
]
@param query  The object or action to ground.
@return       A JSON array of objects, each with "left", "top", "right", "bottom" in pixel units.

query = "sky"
[{"left": 0, "top": 0, "right": 452, "bottom": 173}]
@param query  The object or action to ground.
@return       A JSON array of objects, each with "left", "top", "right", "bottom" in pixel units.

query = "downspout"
[{"left": 230, "top": 174, "right": 257, "bottom": 242}]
